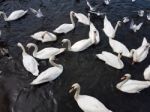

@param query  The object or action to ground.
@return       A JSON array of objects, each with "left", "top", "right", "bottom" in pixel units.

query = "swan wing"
[
  {"left": 103, "top": 16, "right": 115, "bottom": 38},
  {"left": 136, "top": 22, "right": 143, "bottom": 31},
  {"left": 142, "top": 37, "right": 148, "bottom": 46},
  {"left": 53, "top": 24, "right": 74, "bottom": 33},
  {"left": 42, "top": 32, "right": 57, "bottom": 42},
  {"left": 31, "top": 31, "right": 45, "bottom": 41},
  {"left": 31, "top": 66, "right": 63, "bottom": 85},
  {"left": 75, "top": 13, "right": 90, "bottom": 25},
  {"left": 71, "top": 39, "right": 92, "bottom": 52},
  {"left": 109, "top": 39, "right": 131, "bottom": 57},
  {"left": 77, "top": 95, "right": 112, "bottom": 112},
  {"left": 23, "top": 54, "right": 39, "bottom": 76},
  {"left": 7, "top": 10, "right": 28, "bottom": 21}
]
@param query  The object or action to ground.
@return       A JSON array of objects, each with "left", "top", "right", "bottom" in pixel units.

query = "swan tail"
[
  {"left": 142, "top": 37, "right": 148, "bottom": 46},
  {"left": 96, "top": 54, "right": 106, "bottom": 62}
]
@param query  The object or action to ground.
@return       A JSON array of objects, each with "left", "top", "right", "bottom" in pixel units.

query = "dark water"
[{"left": 0, "top": 0, "right": 150, "bottom": 112}]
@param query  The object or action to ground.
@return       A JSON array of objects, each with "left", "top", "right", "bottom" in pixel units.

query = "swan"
[
  {"left": 109, "top": 38, "right": 132, "bottom": 58},
  {"left": 96, "top": 51, "right": 124, "bottom": 69},
  {"left": 130, "top": 19, "right": 143, "bottom": 32},
  {"left": 69, "top": 83, "right": 112, "bottom": 112},
  {"left": 116, "top": 74, "right": 150, "bottom": 93},
  {"left": 30, "top": 56, "right": 63, "bottom": 85},
  {"left": 27, "top": 43, "right": 66, "bottom": 59},
  {"left": 88, "top": 13, "right": 100, "bottom": 44},
  {"left": 130, "top": 37, "right": 150, "bottom": 64},
  {"left": 0, "top": 10, "right": 28, "bottom": 21},
  {"left": 104, "top": 0, "right": 110, "bottom": 5},
  {"left": 74, "top": 11, "right": 90, "bottom": 25},
  {"left": 147, "top": 11, "right": 150, "bottom": 20},
  {"left": 122, "top": 17, "right": 130, "bottom": 23},
  {"left": 103, "top": 15, "right": 121, "bottom": 39},
  {"left": 29, "top": 8, "right": 43, "bottom": 18},
  {"left": 17, "top": 43, "right": 39, "bottom": 76},
  {"left": 133, "top": 10, "right": 144, "bottom": 17},
  {"left": 86, "top": 0, "right": 98, "bottom": 11},
  {"left": 144, "top": 65, "right": 150, "bottom": 80},
  {"left": 53, "top": 11, "right": 75, "bottom": 34},
  {"left": 62, "top": 31, "right": 96, "bottom": 52},
  {"left": 30, "top": 31, "right": 57, "bottom": 43}
]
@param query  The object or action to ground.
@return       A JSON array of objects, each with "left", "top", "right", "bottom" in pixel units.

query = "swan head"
[
  {"left": 62, "top": 39, "right": 69, "bottom": 46},
  {"left": 121, "top": 74, "right": 131, "bottom": 80},
  {"left": 117, "top": 21, "right": 122, "bottom": 26},
  {"left": 17, "top": 42, "right": 23, "bottom": 47},
  {"left": 70, "top": 11, "right": 75, "bottom": 17},
  {"left": 69, "top": 83, "right": 80, "bottom": 93}
]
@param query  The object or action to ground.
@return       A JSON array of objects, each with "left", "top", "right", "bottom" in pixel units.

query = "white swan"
[
  {"left": 147, "top": 11, "right": 150, "bottom": 20},
  {"left": 104, "top": 0, "right": 110, "bottom": 5},
  {"left": 30, "top": 56, "right": 63, "bottom": 85},
  {"left": 116, "top": 74, "right": 150, "bottom": 93},
  {"left": 62, "top": 32, "right": 96, "bottom": 52},
  {"left": 0, "top": 10, "right": 28, "bottom": 21},
  {"left": 109, "top": 38, "right": 132, "bottom": 58},
  {"left": 130, "top": 19, "right": 143, "bottom": 32},
  {"left": 53, "top": 11, "right": 75, "bottom": 34},
  {"left": 69, "top": 83, "right": 112, "bottom": 112},
  {"left": 133, "top": 10, "right": 144, "bottom": 17},
  {"left": 88, "top": 13, "right": 100, "bottom": 44},
  {"left": 29, "top": 8, "right": 43, "bottom": 18},
  {"left": 96, "top": 51, "right": 124, "bottom": 69},
  {"left": 144, "top": 65, "right": 150, "bottom": 81},
  {"left": 74, "top": 11, "right": 90, "bottom": 25},
  {"left": 27, "top": 43, "right": 66, "bottom": 59},
  {"left": 130, "top": 37, "right": 150, "bottom": 64},
  {"left": 31, "top": 31, "right": 57, "bottom": 43},
  {"left": 122, "top": 17, "right": 130, "bottom": 23},
  {"left": 17, "top": 43, "right": 39, "bottom": 76},
  {"left": 103, "top": 15, "right": 121, "bottom": 38}
]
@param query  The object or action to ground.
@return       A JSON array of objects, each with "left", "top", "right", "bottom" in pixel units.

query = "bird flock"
[{"left": 1, "top": 0, "right": 150, "bottom": 112}]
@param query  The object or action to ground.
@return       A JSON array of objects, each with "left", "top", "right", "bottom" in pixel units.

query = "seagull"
[
  {"left": 29, "top": 8, "right": 44, "bottom": 18},
  {"left": 130, "top": 19, "right": 143, "bottom": 32}
]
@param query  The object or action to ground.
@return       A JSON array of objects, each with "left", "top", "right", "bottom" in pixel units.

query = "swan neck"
[
  {"left": 66, "top": 40, "right": 72, "bottom": 51},
  {"left": 114, "top": 22, "right": 120, "bottom": 34},
  {"left": 74, "top": 86, "right": 80, "bottom": 100},
  {"left": 49, "top": 59, "right": 62, "bottom": 68},
  {"left": 32, "top": 44, "right": 38, "bottom": 57},
  {"left": 70, "top": 12, "right": 75, "bottom": 26},
  {"left": 117, "top": 76, "right": 130, "bottom": 88},
  {"left": 19, "top": 44, "right": 26, "bottom": 55}
]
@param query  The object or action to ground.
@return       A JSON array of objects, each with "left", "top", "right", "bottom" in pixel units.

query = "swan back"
[{"left": 144, "top": 65, "right": 150, "bottom": 80}]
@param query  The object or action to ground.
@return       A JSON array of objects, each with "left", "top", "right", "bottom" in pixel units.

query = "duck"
[
  {"left": 62, "top": 31, "right": 96, "bottom": 52},
  {"left": 30, "top": 31, "right": 57, "bottom": 43},
  {"left": 27, "top": 43, "right": 66, "bottom": 59},
  {"left": 0, "top": 10, "right": 28, "bottom": 21},
  {"left": 69, "top": 83, "right": 112, "bottom": 112},
  {"left": 130, "top": 37, "right": 150, "bottom": 64},
  {"left": 88, "top": 13, "right": 100, "bottom": 44},
  {"left": 30, "top": 56, "right": 63, "bottom": 85},
  {"left": 53, "top": 11, "right": 75, "bottom": 34},
  {"left": 29, "top": 8, "right": 43, "bottom": 18},
  {"left": 109, "top": 38, "right": 132, "bottom": 58},
  {"left": 130, "top": 19, "right": 143, "bottom": 32},
  {"left": 103, "top": 15, "right": 121, "bottom": 39},
  {"left": 96, "top": 51, "right": 124, "bottom": 69},
  {"left": 74, "top": 11, "right": 90, "bottom": 25},
  {"left": 17, "top": 43, "right": 39, "bottom": 76},
  {"left": 143, "top": 65, "right": 150, "bottom": 80},
  {"left": 116, "top": 74, "right": 150, "bottom": 93}
]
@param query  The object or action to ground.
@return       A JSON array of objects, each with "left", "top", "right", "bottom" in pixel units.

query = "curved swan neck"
[
  {"left": 65, "top": 39, "right": 72, "bottom": 51},
  {"left": 74, "top": 86, "right": 80, "bottom": 100},
  {"left": 18, "top": 43, "right": 26, "bottom": 55},
  {"left": 117, "top": 76, "right": 130, "bottom": 88},
  {"left": 49, "top": 58, "right": 62, "bottom": 68},
  {"left": 70, "top": 12, "right": 75, "bottom": 26},
  {"left": 0, "top": 12, "right": 8, "bottom": 21},
  {"left": 31, "top": 44, "right": 38, "bottom": 57}
]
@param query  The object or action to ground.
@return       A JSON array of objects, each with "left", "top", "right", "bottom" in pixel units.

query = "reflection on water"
[{"left": 0, "top": 0, "right": 150, "bottom": 112}]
